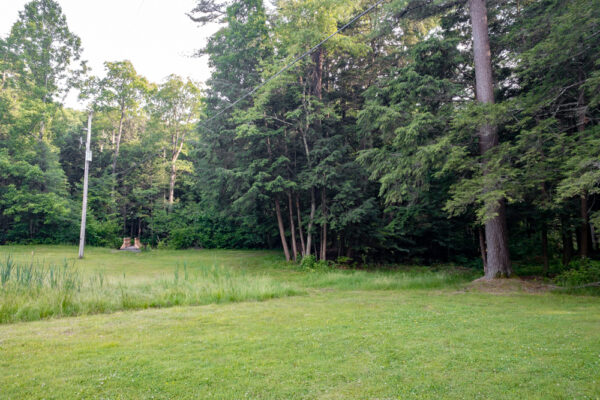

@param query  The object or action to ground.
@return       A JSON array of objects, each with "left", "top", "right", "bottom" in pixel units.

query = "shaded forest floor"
[{"left": 1, "top": 246, "right": 599, "bottom": 399}]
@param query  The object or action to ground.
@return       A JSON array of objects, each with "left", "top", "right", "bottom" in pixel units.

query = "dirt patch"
[{"left": 465, "top": 277, "right": 558, "bottom": 294}]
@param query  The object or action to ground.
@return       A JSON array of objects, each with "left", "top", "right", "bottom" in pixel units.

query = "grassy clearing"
[
  {"left": 0, "top": 245, "right": 477, "bottom": 323},
  {"left": 1, "top": 245, "right": 599, "bottom": 399}
]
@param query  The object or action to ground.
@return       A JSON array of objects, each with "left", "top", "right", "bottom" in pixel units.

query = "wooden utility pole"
[{"left": 78, "top": 112, "right": 93, "bottom": 259}]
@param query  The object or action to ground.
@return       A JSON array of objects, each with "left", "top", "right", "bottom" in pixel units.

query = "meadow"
[{"left": 1, "top": 245, "right": 599, "bottom": 399}]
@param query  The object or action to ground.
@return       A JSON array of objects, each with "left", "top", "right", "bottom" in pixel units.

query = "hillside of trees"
[{"left": 1, "top": 0, "right": 599, "bottom": 276}]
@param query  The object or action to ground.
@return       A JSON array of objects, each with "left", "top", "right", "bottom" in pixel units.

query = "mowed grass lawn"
[{"left": 1, "top": 246, "right": 599, "bottom": 399}]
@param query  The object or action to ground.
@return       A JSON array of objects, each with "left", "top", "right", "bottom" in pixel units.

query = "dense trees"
[{"left": 0, "top": 0, "right": 598, "bottom": 277}]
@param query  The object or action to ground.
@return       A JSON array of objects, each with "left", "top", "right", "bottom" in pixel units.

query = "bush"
[
  {"left": 86, "top": 216, "right": 121, "bottom": 248},
  {"left": 554, "top": 259, "right": 600, "bottom": 287},
  {"left": 300, "top": 255, "right": 332, "bottom": 271},
  {"left": 149, "top": 204, "right": 266, "bottom": 249},
  {"left": 168, "top": 227, "right": 197, "bottom": 249}
]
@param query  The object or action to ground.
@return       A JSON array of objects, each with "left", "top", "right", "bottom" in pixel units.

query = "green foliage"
[
  {"left": 85, "top": 215, "right": 121, "bottom": 248},
  {"left": 150, "top": 204, "right": 265, "bottom": 249},
  {"left": 554, "top": 259, "right": 600, "bottom": 287},
  {"left": 1, "top": 0, "right": 599, "bottom": 269},
  {"left": 5, "top": 0, "right": 85, "bottom": 102}
]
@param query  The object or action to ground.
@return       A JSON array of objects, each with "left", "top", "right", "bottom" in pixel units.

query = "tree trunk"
[
  {"left": 39, "top": 120, "right": 45, "bottom": 141},
  {"left": 296, "top": 194, "right": 306, "bottom": 256},
  {"left": 311, "top": 47, "right": 323, "bottom": 100},
  {"left": 306, "top": 187, "right": 316, "bottom": 257},
  {"left": 541, "top": 222, "right": 549, "bottom": 276},
  {"left": 288, "top": 192, "right": 298, "bottom": 262},
  {"left": 320, "top": 189, "right": 327, "bottom": 261},
  {"left": 561, "top": 217, "right": 574, "bottom": 266},
  {"left": 591, "top": 222, "right": 597, "bottom": 252},
  {"left": 112, "top": 110, "right": 125, "bottom": 175},
  {"left": 478, "top": 226, "right": 487, "bottom": 274},
  {"left": 469, "top": 0, "right": 512, "bottom": 279},
  {"left": 275, "top": 198, "right": 291, "bottom": 262},
  {"left": 580, "top": 194, "right": 589, "bottom": 258},
  {"left": 576, "top": 81, "right": 590, "bottom": 258},
  {"left": 168, "top": 129, "right": 186, "bottom": 208},
  {"left": 168, "top": 160, "right": 177, "bottom": 209}
]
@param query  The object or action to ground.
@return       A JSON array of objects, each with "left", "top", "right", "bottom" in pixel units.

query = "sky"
[{"left": 0, "top": 0, "right": 221, "bottom": 108}]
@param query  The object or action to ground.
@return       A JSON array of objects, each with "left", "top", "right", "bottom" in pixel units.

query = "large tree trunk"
[
  {"left": 469, "top": 0, "right": 512, "bottom": 279},
  {"left": 576, "top": 82, "right": 590, "bottom": 258},
  {"left": 275, "top": 198, "right": 291, "bottom": 262},
  {"left": 288, "top": 192, "right": 298, "bottom": 262}
]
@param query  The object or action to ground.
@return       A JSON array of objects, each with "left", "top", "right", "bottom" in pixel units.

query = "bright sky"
[{"left": 0, "top": 0, "right": 221, "bottom": 108}]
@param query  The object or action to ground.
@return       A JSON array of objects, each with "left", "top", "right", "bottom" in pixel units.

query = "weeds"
[{"left": 0, "top": 256, "right": 297, "bottom": 324}]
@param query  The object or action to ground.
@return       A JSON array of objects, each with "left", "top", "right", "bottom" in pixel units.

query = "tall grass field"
[{"left": 0, "top": 254, "right": 297, "bottom": 324}]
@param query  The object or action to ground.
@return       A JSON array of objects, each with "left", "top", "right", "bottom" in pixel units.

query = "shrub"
[
  {"left": 300, "top": 255, "right": 332, "bottom": 271},
  {"left": 554, "top": 259, "right": 600, "bottom": 287}
]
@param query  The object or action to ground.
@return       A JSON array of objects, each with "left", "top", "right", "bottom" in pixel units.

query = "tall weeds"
[{"left": 0, "top": 256, "right": 297, "bottom": 324}]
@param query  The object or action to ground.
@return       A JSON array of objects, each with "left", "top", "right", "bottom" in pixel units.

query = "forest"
[
  {"left": 1, "top": 1, "right": 600, "bottom": 398},
  {"left": 1, "top": 0, "right": 599, "bottom": 279}
]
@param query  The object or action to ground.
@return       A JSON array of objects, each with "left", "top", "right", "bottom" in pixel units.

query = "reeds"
[{"left": 0, "top": 256, "right": 297, "bottom": 324}]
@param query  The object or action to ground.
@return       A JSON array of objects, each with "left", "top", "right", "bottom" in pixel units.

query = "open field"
[{"left": 1, "top": 246, "right": 600, "bottom": 399}]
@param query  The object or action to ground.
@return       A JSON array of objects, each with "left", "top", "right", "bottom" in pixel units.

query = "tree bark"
[
  {"left": 478, "top": 226, "right": 487, "bottom": 274},
  {"left": 288, "top": 192, "right": 298, "bottom": 262},
  {"left": 168, "top": 161, "right": 177, "bottom": 208},
  {"left": 469, "top": 0, "right": 512, "bottom": 279},
  {"left": 296, "top": 194, "right": 306, "bottom": 256},
  {"left": 320, "top": 189, "right": 327, "bottom": 261},
  {"left": 168, "top": 127, "right": 186, "bottom": 208},
  {"left": 311, "top": 47, "right": 323, "bottom": 100},
  {"left": 561, "top": 217, "right": 574, "bottom": 266},
  {"left": 306, "top": 187, "right": 316, "bottom": 257},
  {"left": 275, "top": 198, "right": 291, "bottom": 262},
  {"left": 576, "top": 82, "right": 590, "bottom": 258}
]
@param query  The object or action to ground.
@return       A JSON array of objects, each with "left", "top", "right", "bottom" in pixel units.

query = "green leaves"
[{"left": 5, "top": 0, "right": 84, "bottom": 102}]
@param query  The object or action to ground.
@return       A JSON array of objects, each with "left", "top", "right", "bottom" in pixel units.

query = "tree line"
[{"left": 0, "top": 0, "right": 599, "bottom": 277}]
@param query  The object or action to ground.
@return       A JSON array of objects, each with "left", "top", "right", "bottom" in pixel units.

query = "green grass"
[
  {"left": 1, "top": 245, "right": 599, "bottom": 399},
  {"left": 0, "top": 247, "right": 298, "bottom": 324},
  {"left": 0, "top": 245, "right": 476, "bottom": 323}
]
